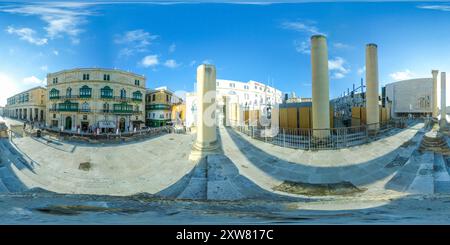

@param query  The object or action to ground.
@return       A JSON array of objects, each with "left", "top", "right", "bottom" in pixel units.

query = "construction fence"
[{"left": 233, "top": 118, "right": 411, "bottom": 150}]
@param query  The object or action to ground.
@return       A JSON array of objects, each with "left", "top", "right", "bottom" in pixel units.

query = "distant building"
[
  {"left": 186, "top": 79, "right": 283, "bottom": 128},
  {"left": 385, "top": 78, "right": 433, "bottom": 118},
  {"left": 215, "top": 79, "right": 283, "bottom": 109},
  {"left": 4, "top": 86, "right": 47, "bottom": 122},
  {"left": 46, "top": 68, "right": 146, "bottom": 133},
  {"left": 145, "top": 86, "right": 182, "bottom": 127},
  {"left": 0, "top": 106, "right": 4, "bottom": 117}
]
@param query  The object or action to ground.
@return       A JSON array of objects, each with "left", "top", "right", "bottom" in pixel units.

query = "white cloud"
[
  {"left": 115, "top": 29, "right": 158, "bottom": 56},
  {"left": 169, "top": 43, "right": 176, "bottom": 53},
  {"left": 40, "top": 65, "right": 48, "bottom": 71},
  {"left": 23, "top": 76, "right": 46, "bottom": 86},
  {"left": 164, "top": 59, "right": 180, "bottom": 68},
  {"left": 140, "top": 55, "right": 159, "bottom": 67},
  {"left": 281, "top": 21, "right": 323, "bottom": 35},
  {"left": 2, "top": 4, "right": 92, "bottom": 44},
  {"left": 328, "top": 57, "right": 350, "bottom": 79},
  {"left": 293, "top": 39, "right": 310, "bottom": 54},
  {"left": 53, "top": 50, "right": 59, "bottom": 56},
  {"left": 333, "top": 42, "right": 352, "bottom": 49},
  {"left": 389, "top": 69, "right": 415, "bottom": 81},
  {"left": 0, "top": 73, "right": 20, "bottom": 107},
  {"left": 417, "top": 5, "right": 450, "bottom": 12},
  {"left": 189, "top": 60, "right": 197, "bottom": 67},
  {"left": 357, "top": 66, "right": 366, "bottom": 75},
  {"left": 5, "top": 26, "right": 48, "bottom": 45},
  {"left": 202, "top": 59, "right": 213, "bottom": 65}
]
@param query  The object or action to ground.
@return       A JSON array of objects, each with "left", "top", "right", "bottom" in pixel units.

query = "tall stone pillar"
[
  {"left": 432, "top": 70, "right": 439, "bottom": 118},
  {"left": 366, "top": 43, "right": 380, "bottom": 131},
  {"left": 189, "top": 64, "right": 220, "bottom": 161},
  {"left": 311, "top": 35, "right": 330, "bottom": 138},
  {"left": 440, "top": 72, "right": 447, "bottom": 127}
]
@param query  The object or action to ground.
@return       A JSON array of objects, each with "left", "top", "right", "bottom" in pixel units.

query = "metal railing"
[
  {"left": 233, "top": 118, "right": 409, "bottom": 150},
  {"left": 32, "top": 125, "right": 186, "bottom": 143}
]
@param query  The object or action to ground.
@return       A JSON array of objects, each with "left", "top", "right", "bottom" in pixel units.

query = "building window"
[
  {"left": 103, "top": 103, "right": 110, "bottom": 112},
  {"left": 100, "top": 86, "right": 113, "bottom": 98},
  {"left": 79, "top": 85, "right": 92, "bottom": 98},
  {"left": 103, "top": 74, "right": 110, "bottom": 81},
  {"left": 152, "top": 94, "right": 156, "bottom": 101},
  {"left": 83, "top": 73, "right": 90, "bottom": 80},
  {"left": 81, "top": 102, "right": 90, "bottom": 112},
  {"left": 58, "top": 100, "right": 78, "bottom": 111},
  {"left": 113, "top": 103, "right": 133, "bottom": 112},
  {"left": 66, "top": 87, "right": 72, "bottom": 97},
  {"left": 132, "top": 91, "right": 142, "bottom": 101},
  {"left": 52, "top": 77, "right": 58, "bottom": 84},
  {"left": 83, "top": 115, "right": 88, "bottom": 120},
  {"left": 49, "top": 88, "right": 60, "bottom": 99},
  {"left": 166, "top": 94, "right": 170, "bottom": 102},
  {"left": 120, "top": 89, "right": 126, "bottom": 99},
  {"left": 135, "top": 80, "right": 140, "bottom": 86},
  {"left": 53, "top": 114, "right": 56, "bottom": 119},
  {"left": 152, "top": 113, "right": 155, "bottom": 119}
]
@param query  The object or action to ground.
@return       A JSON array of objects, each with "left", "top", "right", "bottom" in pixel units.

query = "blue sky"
[{"left": 1, "top": 1, "right": 450, "bottom": 106}]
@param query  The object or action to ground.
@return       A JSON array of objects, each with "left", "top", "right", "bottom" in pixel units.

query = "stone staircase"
[
  {"left": 386, "top": 131, "right": 450, "bottom": 194},
  {"left": 418, "top": 131, "right": 450, "bottom": 155}
]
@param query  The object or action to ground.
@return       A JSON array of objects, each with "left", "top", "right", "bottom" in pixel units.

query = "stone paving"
[
  {"left": 218, "top": 123, "right": 426, "bottom": 195},
  {"left": 2, "top": 114, "right": 450, "bottom": 200},
  {"left": 0, "top": 125, "right": 196, "bottom": 195}
]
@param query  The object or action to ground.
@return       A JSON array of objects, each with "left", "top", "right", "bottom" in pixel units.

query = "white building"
[
  {"left": 385, "top": 78, "right": 433, "bottom": 118},
  {"left": 185, "top": 79, "right": 283, "bottom": 127}
]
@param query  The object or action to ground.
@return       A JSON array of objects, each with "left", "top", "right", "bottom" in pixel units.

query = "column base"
[
  {"left": 440, "top": 119, "right": 447, "bottom": 129},
  {"left": 188, "top": 140, "right": 220, "bottom": 162}
]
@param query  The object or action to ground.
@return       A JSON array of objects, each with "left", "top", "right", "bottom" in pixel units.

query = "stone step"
[{"left": 0, "top": 166, "right": 27, "bottom": 193}]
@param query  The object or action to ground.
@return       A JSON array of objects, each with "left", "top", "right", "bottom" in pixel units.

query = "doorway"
[
  {"left": 65, "top": 116, "right": 72, "bottom": 130},
  {"left": 119, "top": 118, "right": 126, "bottom": 132}
]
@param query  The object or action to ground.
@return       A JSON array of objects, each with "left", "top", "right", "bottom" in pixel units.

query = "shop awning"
[{"left": 98, "top": 121, "right": 116, "bottom": 128}]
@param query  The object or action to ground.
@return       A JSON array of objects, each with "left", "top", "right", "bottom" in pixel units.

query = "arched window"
[
  {"left": 120, "top": 89, "right": 126, "bottom": 99},
  {"left": 66, "top": 87, "right": 72, "bottom": 97},
  {"left": 80, "top": 85, "right": 92, "bottom": 98}
]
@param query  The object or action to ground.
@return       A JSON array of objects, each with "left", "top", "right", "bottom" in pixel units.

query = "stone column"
[
  {"left": 440, "top": 72, "right": 447, "bottom": 127},
  {"left": 189, "top": 64, "right": 220, "bottom": 161},
  {"left": 432, "top": 70, "right": 439, "bottom": 118},
  {"left": 311, "top": 35, "right": 330, "bottom": 138},
  {"left": 366, "top": 43, "right": 380, "bottom": 131}
]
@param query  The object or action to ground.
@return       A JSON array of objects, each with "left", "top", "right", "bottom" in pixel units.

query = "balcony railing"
[{"left": 48, "top": 108, "right": 142, "bottom": 114}]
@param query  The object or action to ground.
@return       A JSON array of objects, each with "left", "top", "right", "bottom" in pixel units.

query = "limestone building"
[
  {"left": 185, "top": 79, "right": 283, "bottom": 128},
  {"left": 46, "top": 68, "right": 146, "bottom": 133},
  {"left": 4, "top": 86, "right": 47, "bottom": 122},
  {"left": 385, "top": 78, "right": 433, "bottom": 118},
  {"left": 145, "top": 86, "right": 182, "bottom": 127}
]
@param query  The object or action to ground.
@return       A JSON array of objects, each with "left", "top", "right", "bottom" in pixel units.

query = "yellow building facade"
[
  {"left": 46, "top": 68, "right": 146, "bottom": 133},
  {"left": 146, "top": 87, "right": 178, "bottom": 127},
  {"left": 4, "top": 86, "right": 47, "bottom": 123}
]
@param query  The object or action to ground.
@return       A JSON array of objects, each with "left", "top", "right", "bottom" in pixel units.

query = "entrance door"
[
  {"left": 65, "top": 116, "right": 72, "bottom": 130},
  {"left": 81, "top": 122, "right": 89, "bottom": 132},
  {"left": 119, "top": 118, "right": 125, "bottom": 132}
]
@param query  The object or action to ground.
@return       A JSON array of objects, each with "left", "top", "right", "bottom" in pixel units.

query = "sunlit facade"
[{"left": 46, "top": 68, "right": 146, "bottom": 133}]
